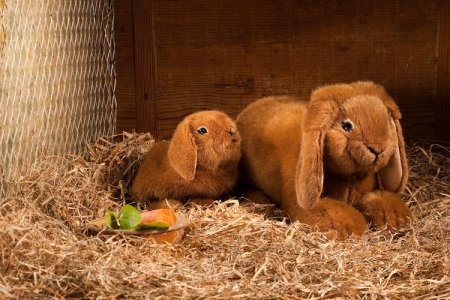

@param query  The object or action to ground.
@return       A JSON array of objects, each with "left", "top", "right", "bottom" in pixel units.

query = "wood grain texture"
[
  {"left": 133, "top": 0, "right": 159, "bottom": 138},
  {"left": 114, "top": 0, "right": 137, "bottom": 133},
  {"left": 117, "top": 0, "right": 443, "bottom": 140},
  {"left": 152, "top": 0, "right": 440, "bottom": 140},
  {"left": 437, "top": 0, "right": 450, "bottom": 142}
]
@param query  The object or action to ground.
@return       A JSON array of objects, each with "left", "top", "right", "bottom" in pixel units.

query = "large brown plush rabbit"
[
  {"left": 132, "top": 111, "right": 241, "bottom": 203},
  {"left": 237, "top": 81, "right": 412, "bottom": 239}
]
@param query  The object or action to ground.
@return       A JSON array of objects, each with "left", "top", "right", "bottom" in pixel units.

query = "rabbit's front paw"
[
  {"left": 299, "top": 198, "right": 368, "bottom": 240},
  {"left": 359, "top": 191, "right": 412, "bottom": 230}
]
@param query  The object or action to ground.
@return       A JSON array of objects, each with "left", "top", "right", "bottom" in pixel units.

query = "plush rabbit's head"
[
  {"left": 296, "top": 82, "right": 408, "bottom": 208},
  {"left": 168, "top": 111, "right": 241, "bottom": 181}
]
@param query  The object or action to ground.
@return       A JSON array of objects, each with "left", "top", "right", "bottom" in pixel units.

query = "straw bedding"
[{"left": 1, "top": 132, "right": 449, "bottom": 299}]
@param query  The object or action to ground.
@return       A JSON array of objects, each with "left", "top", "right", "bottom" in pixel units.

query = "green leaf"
[
  {"left": 104, "top": 211, "right": 120, "bottom": 229},
  {"left": 119, "top": 204, "right": 142, "bottom": 230},
  {"left": 139, "top": 221, "right": 170, "bottom": 230}
]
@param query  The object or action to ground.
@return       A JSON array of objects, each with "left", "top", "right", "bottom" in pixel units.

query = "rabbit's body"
[
  {"left": 238, "top": 97, "right": 304, "bottom": 207},
  {"left": 132, "top": 111, "right": 241, "bottom": 203},
  {"left": 132, "top": 141, "right": 238, "bottom": 200},
  {"left": 237, "top": 82, "right": 412, "bottom": 239},
  {"left": 239, "top": 96, "right": 377, "bottom": 207}
]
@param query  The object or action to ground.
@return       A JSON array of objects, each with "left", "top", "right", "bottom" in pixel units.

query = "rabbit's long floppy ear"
[
  {"left": 295, "top": 97, "right": 338, "bottom": 208},
  {"left": 378, "top": 117, "right": 409, "bottom": 192},
  {"left": 168, "top": 119, "right": 198, "bottom": 181}
]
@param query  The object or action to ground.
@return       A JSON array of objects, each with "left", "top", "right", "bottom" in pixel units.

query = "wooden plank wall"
[
  {"left": 114, "top": 0, "right": 136, "bottom": 132},
  {"left": 133, "top": 0, "right": 158, "bottom": 137},
  {"left": 116, "top": 0, "right": 448, "bottom": 141}
]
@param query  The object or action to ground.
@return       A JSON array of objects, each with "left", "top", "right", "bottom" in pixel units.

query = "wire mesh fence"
[{"left": 0, "top": 0, "right": 116, "bottom": 196}]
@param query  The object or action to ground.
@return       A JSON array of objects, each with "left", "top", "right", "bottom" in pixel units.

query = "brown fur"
[
  {"left": 132, "top": 111, "right": 241, "bottom": 203},
  {"left": 237, "top": 82, "right": 412, "bottom": 239}
]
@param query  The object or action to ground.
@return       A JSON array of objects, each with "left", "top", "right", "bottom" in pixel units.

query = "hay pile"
[{"left": 1, "top": 133, "right": 449, "bottom": 299}]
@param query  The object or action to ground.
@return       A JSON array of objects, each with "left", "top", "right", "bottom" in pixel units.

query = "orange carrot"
[{"left": 139, "top": 209, "right": 177, "bottom": 229}]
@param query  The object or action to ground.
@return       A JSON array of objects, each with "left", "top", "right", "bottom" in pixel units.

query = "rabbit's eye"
[
  {"left": 197, "top": 127, "right": 208, "bottom": 135},
  {"left": 341, "top": 120, "right": 354, "bottom": 132}
]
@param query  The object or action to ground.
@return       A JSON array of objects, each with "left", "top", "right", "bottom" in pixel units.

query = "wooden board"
[
  {"left": 437, "top": 0, "right": 450, "bottom": 142},
  {"left": 114, "top": 0, "right": 137, "bottom": 133},
  {"left": 133, "top": 0, "right": 159, "bottom": 137},
  {"left": 116, "top": 0, "right": 446, "bottom": 141}
]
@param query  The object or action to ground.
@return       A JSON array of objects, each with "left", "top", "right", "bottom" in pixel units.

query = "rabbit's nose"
[
  {"left": 367, "top": 146, "right": 378, "bottom": 156},
  {"left": 366, "top": 145, "right": 385, "bottom": 156},
  {"left": 227, "top": 129, "right": 234, "bottom": 136}
]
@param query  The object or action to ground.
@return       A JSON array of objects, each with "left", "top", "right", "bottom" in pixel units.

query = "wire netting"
[{"left": 0, "top": 0, "right": 116, "bottom": 196}]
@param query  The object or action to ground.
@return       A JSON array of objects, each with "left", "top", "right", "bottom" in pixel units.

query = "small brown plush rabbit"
[
  {"left": 237, "top": 81, "right": 412, "bottom": 240},
  {"left": 132, "top": 110, "right": 241, "bottom": 205}
]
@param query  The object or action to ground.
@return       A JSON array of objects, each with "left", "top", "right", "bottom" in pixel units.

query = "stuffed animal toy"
[
  {"left": 132, "top": 110, "right": 241, "bottom": 205},
  {"left": 237, "top": 81, "right": 412, "bottom": 239}
]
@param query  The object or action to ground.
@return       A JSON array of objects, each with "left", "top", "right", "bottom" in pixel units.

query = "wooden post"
[
  {"left": 437, "top": 0, "right": 450, "bottom": 142},
  {"left": 133, "top": 0, "right": 159, "bottom": 138},
  {"left": 114, "top": 0, "right": 137, "bottom": 133}
]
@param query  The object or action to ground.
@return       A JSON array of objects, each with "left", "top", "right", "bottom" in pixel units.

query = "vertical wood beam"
[
  {"left": 437, "top": 0, "right": 450, "bottom": 142},
  {"left": 114, "top": 0, "right": 137, "bottom": 133},
  {"left": 133, "top": 0, "right": 158, "bottom": 138}
]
